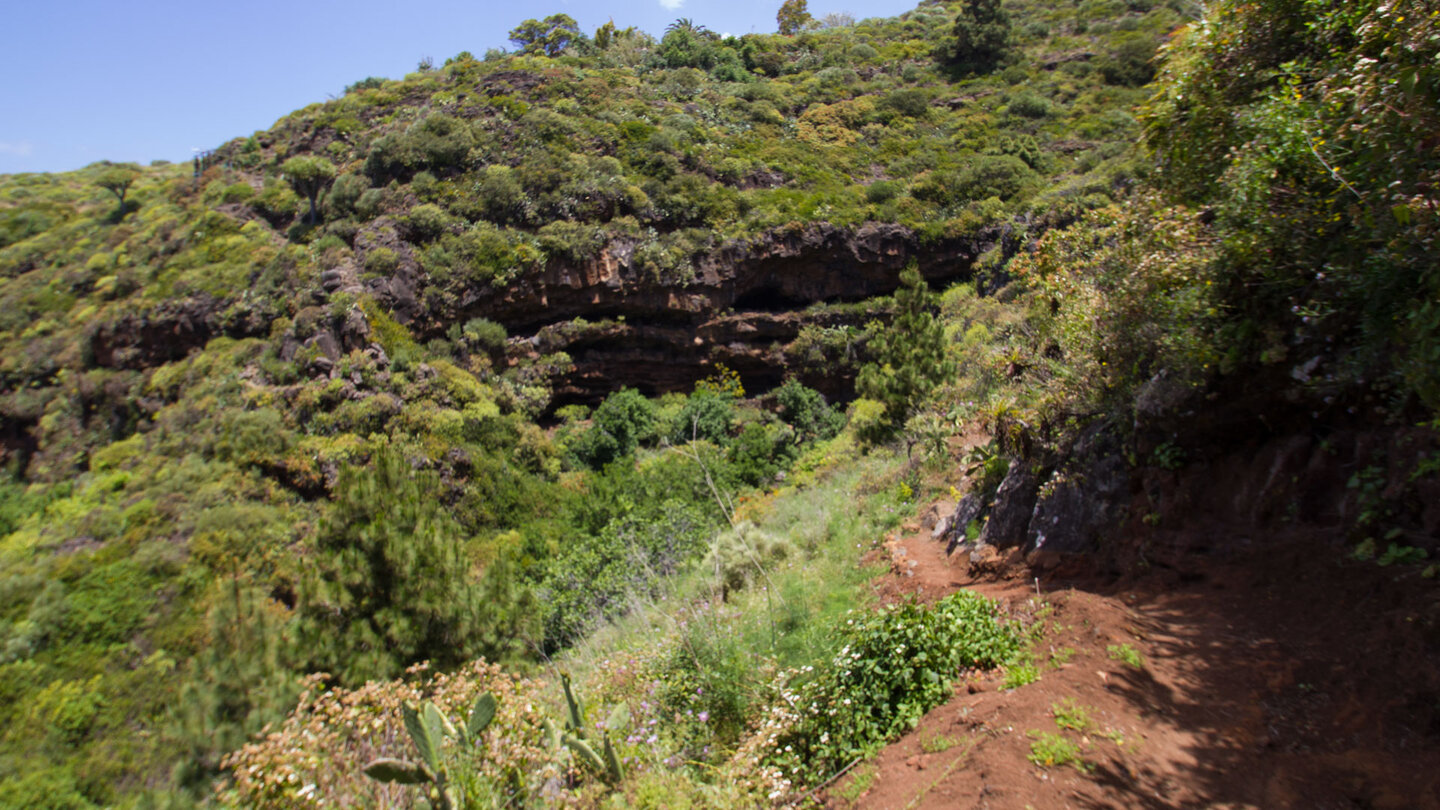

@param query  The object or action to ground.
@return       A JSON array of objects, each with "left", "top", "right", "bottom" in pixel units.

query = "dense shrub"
[
  {"left": 362, "top": 247, "right": 399, "bottom": 276},
  {"left": 540, "top": 501, "right": 712, "bottom": 647},
  {"left": 758, "top": 592, "right": 1019, "bottom": 787},
  {"left": 670, "top": 390, "right": 734, "bottom": 445},
  {"left": 576, "top": 387, "right": 656, "bottom": 468},
  {"left": 325, "top": 172, "right": 370, "bottom": 218},
  {"left": 365, "top": 114, "right": 475, "bottom": 181},
  {"left": 399, "top": 203, "right": 454, "bottom": 242},
  {"left": 913, "top": 154, "right": 1037, "bottom": 205},
  {"left": 775, "top": 379, "right": 844, "bottom": 442}
]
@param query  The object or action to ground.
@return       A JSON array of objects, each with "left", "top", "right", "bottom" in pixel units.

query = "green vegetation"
[
  {"left": 0, "top": 0, "right": 1435, "bottom": 805},
  {"left": 776, "top": 0, "right": 813, "bottom": 36},
  {"left": 759, "top": 591, "right": 1020, "bottom": 786},
  {"left": 948, "top": 0, "right": 1013, "bottom": 75},
  {"left": 1106, "top": 643, "right": 1144, "bottom": 670},
  {"left": 94, "top": 163, "right": 141, "bottom": 219},
  {"left": 1027, "top": 731, "right": 1089, "bottom": 772},
  {"left": 280, "top": 155, "right": 336, "bottom": 224},
  {"left": 855, "top": 264, "right": 954, "bottom": 441}
]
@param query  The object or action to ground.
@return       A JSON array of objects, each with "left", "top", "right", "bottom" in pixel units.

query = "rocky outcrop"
[
  {"left": 941, "top": 423, "right": 1133, "bottom": 559},
  {"left": 440, "top": 222, "right": 992, "bottom": 335},
  {"left": 978, "top": 463, "right": 1045, "bottom": 549},
  {"left": 81, "top": 220, "right": 1007, "bottom": 406},
  {"left": 425, "top": 221, "right": 1004, "bottom": 404},
  {"left": 87, "top": 295, "right": 226, "bottom": 370},
  {"left": 1026, "top": 426, "right": 1130, "bottom": 554}
]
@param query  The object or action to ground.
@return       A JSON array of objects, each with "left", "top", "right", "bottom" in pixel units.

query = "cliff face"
[
  {"left": 85, "top": 222, "right": 1005, "bottom": 407},
  {"left": 430, "top": 221, "right": 1003, "bottom": 404}
]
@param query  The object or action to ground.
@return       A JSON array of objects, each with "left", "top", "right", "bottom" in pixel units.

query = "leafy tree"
[
  {"left": 295, "top": 447, "right": 535, "bottom": 683},
  {"left": 280, "top": 156, "right": 336, "bottom": 224},
  {"left": 658, "top": 19, "right": 726, "bottom": 70},
  {"left": 775, "top": 379, "right": 843, "bottom": 442},
  {"left": 947, "top": 0, "right": 1012, "bottom": 75},
  {"left": 777, "top": 0, "right": 813, "bottom": 36},
  {"left": 856, "top": 265, "right": 955, "bottom": 439},
  {"left": 594, "top": 20, "right": 618, "bottom": 50},
  {"left": 577, "top": 387, "right": 656, "bottom": 467},
  {"left": 671, "top": 389, "right": 734, "bottom": 445},
  {"left": 509, "top": 14, "right": 582, "bottom": 58},
  {"left": 95, "top": 163, "right": 141, "bottom": 218}
]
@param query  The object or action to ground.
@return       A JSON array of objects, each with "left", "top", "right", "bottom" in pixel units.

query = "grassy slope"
[{"left": 0, "top": 1, "right": 1188, "bottom": 805}]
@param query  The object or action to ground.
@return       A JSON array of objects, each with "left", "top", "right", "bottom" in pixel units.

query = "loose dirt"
[{"left": 829, "top": 509, "right": 1440, "bottom": 809}]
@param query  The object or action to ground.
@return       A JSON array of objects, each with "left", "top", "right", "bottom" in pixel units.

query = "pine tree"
[
  {"left": 295, "top": 447, "right": 536, "bottom": 684},
  {"left": 856, "top": 265, "right": 955, "bottom": 439},
  {"left": 948, "top": 0, "right": 1012, "bottom": 75},
  {"left": 170, "top": 579, "right": 298, "bottom": 791}
]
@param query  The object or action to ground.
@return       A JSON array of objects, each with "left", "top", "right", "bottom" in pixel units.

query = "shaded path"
[{"left": 834, "top": 512, "right": 1440, "bottom": 810}]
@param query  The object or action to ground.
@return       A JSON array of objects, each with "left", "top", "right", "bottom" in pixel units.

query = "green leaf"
[
  {"left": 563, "top": 732, "right": 606, "bottom": 774},
  {"left": 468, "top": 692, "right": 498, "bottom": 738},
  {"left": 363, "top": 758, "right": 434, "bottom": 785},
  {"left": 425, "top": 701, "right": 456, "bottom": 742},
  {"left": 403, "top": 703, "right": 439, "bottom": 771},
  {"left": 602, "top": 731, "right": 625, "bottom": 784},
  {"left": 542, "top": 716, "right": 563, "bottom": 749},
  {"left": 605, "top": 701, "right": 630, "bottom": 733}
]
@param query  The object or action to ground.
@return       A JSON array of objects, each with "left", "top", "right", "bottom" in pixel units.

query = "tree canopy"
[
  {"left": 280, "top": 155, "right": 336, "bottom": 224},
  {"left": 95, "top": 163, "right": 141, "bottom": 217},
  {"left": 508, "top": 14, "right": 582, "bottom": 57},
  {"left": 948, "top": 0, "right": 1012, "bottom": 74},
  {"left": 777, "top": 0, "right": 813, "bottom": 36}
]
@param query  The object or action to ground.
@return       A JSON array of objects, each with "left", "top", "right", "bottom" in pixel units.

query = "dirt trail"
[{"left": 832, "top": 510, "right": 1440, "bottom": 810}]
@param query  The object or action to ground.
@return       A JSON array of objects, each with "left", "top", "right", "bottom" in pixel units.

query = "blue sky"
[{"left": 0, "top": 0, "right": 920, "bottom": 175}]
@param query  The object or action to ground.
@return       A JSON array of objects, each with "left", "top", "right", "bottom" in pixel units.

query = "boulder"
[
  {"left": 1026, "top": 425, "right": 1130, "bottom": 554},
  {"left": 978, "top": 463, "right": 1042, "bottom": 549},
  {"left": 944, "top": 492, "right": 986, "bottom": 555}
]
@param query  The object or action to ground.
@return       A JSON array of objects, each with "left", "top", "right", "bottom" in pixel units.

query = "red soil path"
[{"left": 828, "top": 506, "right": 1440, "bottom": 810}]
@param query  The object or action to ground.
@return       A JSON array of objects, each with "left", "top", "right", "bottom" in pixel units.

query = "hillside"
[{"left": 0, "top": 0, "right": 1437, "bottom": 807}]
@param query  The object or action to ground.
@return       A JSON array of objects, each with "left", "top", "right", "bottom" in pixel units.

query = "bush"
[
  {"left": 576, "top": 388, "right": 656, "bottom": 468},
  {"left": 759, "top": 592, "right": 1019, "bottom": 787},
  {"left": 1006, "top": 90, "right": 1051, "bottom": 118},
  {"left": 1099, "top": 33, "right": 1157, "bottom": 87},
  {"left": 325, "top": 173, "right": 369, "bottom": 218},
  {"left": 362, "top": 247, "right": 399, "bottom": 276},
  {"left": 865, "top": 180, "right": 903, "bottom": 204},
  {"left": 400, "top": 203, "right": 454, "bottom": 242},
  {"left": 540, "top": 501, "right": 712, "bottom": 647},
  {"left": 776, "top": 379, "right": 844, "bottom": 442},
  {"left": 473, "top": 165, "right": 528, "bottom": 225},
  {"left": 253, "top": 181, "right": 299, "bottom": 220},
  {"left": 220, "top": 183, "right": 255, "bottom": 204},
  {"left": 881, "top": 88, "right": 930, "bottom": 118},
  {"left": 222, "top": 660, "right": 553, "bottom": 809},
  {"left": 670, "top": 390, "right": 734, "bottom": 445},
  {"left": 461, "top": 317, "right": 508, "bottom": 356},
  {"left": 365, "top": 114, "right": 475, "bottom": 181},
  {"left": 914, "top": 154, "right": 1037, "bottom": 205}
]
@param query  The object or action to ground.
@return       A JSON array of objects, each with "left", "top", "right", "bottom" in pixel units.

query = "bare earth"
[{"left": 826, "top": 506, "right": 1440, "bottom": 810}]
